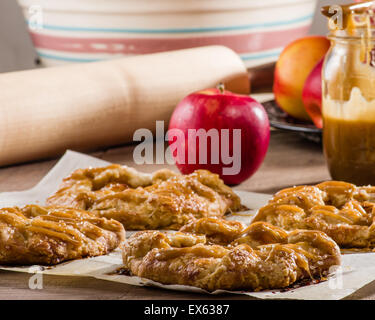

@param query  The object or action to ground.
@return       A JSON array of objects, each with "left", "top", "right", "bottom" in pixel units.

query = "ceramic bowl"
[{"left": 17, "top": 0, "right": 318, "bottom": 67}]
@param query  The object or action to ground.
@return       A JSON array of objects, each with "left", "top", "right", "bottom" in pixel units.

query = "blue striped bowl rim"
[{"left": 28, "top": 14, "right": 313, "bottom": 34}]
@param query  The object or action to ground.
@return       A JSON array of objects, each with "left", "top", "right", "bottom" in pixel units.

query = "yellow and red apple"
[{"left": 273, "top": 36, "right": 330, "bottom": 121}]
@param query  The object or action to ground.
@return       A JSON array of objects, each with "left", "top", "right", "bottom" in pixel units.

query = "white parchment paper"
[{"left": 1, "top": 150, "right": 375, "bottom": 300}]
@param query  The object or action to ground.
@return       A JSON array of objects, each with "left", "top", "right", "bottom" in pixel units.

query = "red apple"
[
  {"left": 168, "top": 88, "right": 270, "bottom": 185},
  {"left": 302, "top": 58, "right": 324, "bottom": 129}
]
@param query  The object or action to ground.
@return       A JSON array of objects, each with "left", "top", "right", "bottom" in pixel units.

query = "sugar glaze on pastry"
[
  {"left": 47, "top": 165, "right": 242, "bottom": 230},
  {"left": 253, "top": 181, "right": 375, "bottom": 249},
  {"left": 122, "top": 218, "right": 341, "bottom": 291},
  {"left": 0, "top": 205, "right": 125, "bottom": 265}
]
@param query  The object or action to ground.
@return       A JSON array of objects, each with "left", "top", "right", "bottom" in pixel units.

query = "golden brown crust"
[
  {"left": 253, "top": 181, "right": 375, "bottom": 248},
  {"left": 47, "top": 165, "right": 242, "bottom": 230},
  {"left": 0, "top": 205, "right": 125, "bottom": 265},
  {"left": 179, "top": 217, "right": 245, "bottom": 245},
  {"left": 122, "top": 218, "right": 341, "bottom": 291}
]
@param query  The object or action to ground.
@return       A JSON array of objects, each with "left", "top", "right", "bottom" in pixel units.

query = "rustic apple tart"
[
  {"left": 47, "top": 165, "right": 242, "bottom": 230},
  {"left": 252, "top": 181, "right": 375, "bottom": 249},
  {"left": 122, "top": 218, "right": 341, "bottom": 291},
  {"left": 0, "top": 205, "right": 125, "bottom": 265}
]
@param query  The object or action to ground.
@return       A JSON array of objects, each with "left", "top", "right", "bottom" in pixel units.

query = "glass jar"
[{"left": 322, "top": 5, "right": 375, "bottom": 185}]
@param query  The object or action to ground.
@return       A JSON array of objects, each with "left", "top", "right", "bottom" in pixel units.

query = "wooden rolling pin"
[
  {"left": 247, "top": 62, "right": 275, "bottom": 93},
  {"left": 0, "top": 46, "right": 249, "bottom": 166}
]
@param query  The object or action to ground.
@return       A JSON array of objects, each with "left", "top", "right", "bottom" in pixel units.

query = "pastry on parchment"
[
  {"left": 0, "top": 205, "right": 125, "bottom": 265},
  {"left": 47, "top": 165, "right": 242, "bottom": 230},
  {"left": 252, "top": 181, "right": 375, "bottom": 249},
  {"left": 122, "top": 218, "right": 341, "bottom": 291}
]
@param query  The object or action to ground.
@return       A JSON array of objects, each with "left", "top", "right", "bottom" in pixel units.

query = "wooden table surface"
[{"left": 0, "top": 129, "right": 373, "bottom": 300}]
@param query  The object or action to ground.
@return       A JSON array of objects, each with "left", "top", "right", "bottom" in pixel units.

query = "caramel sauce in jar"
[
  {"left": 324, "top": 117, "right": 375, "bottom": 185},
  {"left": 322, "top": 1, "right": 375, "bottom": 184}
]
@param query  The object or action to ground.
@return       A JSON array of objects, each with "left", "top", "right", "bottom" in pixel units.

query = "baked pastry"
[
  {"left": 179, "top": 217, "right": 246, "bottom": 245},
  {"left": 47, "top": 165, "right": 242, "bottom": 230},
  {"left": 252, "top": 181, "right": 375, "bottom": 248},
  {"left": 122, "top": 218, "right": 341, "bottom": 291},
  {"left": 0, "top": 205, "right": 125, "bottom": 265}
]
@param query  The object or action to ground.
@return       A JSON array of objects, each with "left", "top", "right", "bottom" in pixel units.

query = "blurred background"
[{"left": 0, "top": 0, "right": 343, "bottom": 72}]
